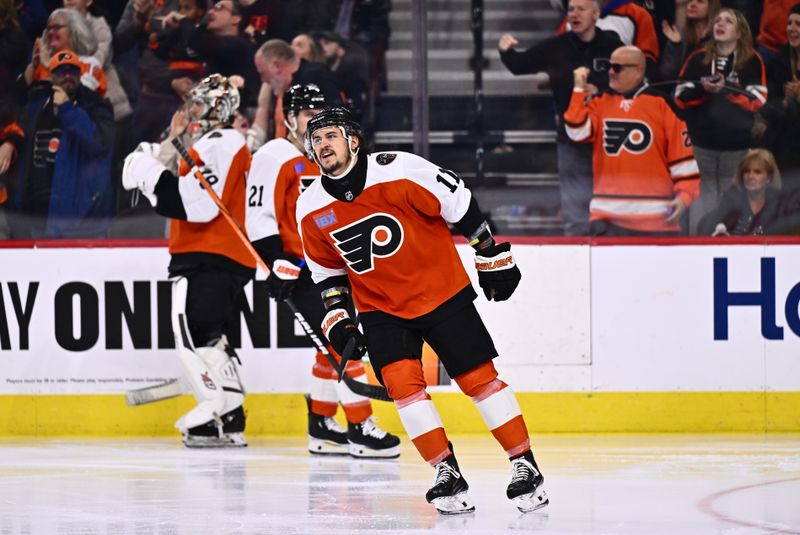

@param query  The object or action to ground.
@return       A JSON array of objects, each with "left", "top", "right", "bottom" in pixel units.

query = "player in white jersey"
[
  {"left": 295, "top": 107, "right": 549, "bottom": 514},
  {"left": 122, "top": 74, "right": 253, "bottom": 447},
  {"left": 247, "top": 84, "right": 400, "bottom": 458}
]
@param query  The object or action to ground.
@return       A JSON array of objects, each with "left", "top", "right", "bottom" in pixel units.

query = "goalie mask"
[
  {"left": 283, "top": 84, "right": 326, "bottom": 144},
  {"left": 304, "top": 106, "right": 363, "bottom": 165},
  {"left": 187, "top": 74, "right": 240, "bottom": 136}
]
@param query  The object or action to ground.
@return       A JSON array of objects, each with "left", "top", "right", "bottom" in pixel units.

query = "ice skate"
[
  {"left": 426, "top": 450, "right": 475, "bottom": 515},
  {"left": 347, "top": 417, "right": 400, "bottom": 458},
  {"left": 308, "top": 412, "right": 349, "bottom": 455},
  {"left": 507, "top": 451, "right": 548, "bottom": 513},
  {"left": 181, "top": 406, "right": 247, "bottom": 448}
]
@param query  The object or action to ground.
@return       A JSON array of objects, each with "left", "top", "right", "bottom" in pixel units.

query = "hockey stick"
[
  {"left": 125, "top": 378, "right": 186, "bottom": 406},
  {"left": 170, "top": 138, "right": 392, "bottom": 403}
]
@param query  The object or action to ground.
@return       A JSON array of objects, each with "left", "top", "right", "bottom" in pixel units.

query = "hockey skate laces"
[
  {"left": 361, "top": 417, "right": 387, "bottom": 439},
  {"left": 433, "top": 462, "right": 459, "bottom": 486},
  {"left": 324, "top": 417, "right": 346, "bottom": 434},
  {"left": 510, "top": 458, "right": 536, "bottom": 482}
]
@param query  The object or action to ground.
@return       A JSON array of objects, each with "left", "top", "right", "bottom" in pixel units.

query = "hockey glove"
[
  {"left": 321, "top": 308, "right": 367, "bottom": 379},
  {"left": 474, "top": 241, "right": 521, "bottom": 301},
  {"left": 122, "top": 149, "right": 165, "bottom": 207},
  {"left": 266, "top": 254, "right": 304, "bottom": 301}
]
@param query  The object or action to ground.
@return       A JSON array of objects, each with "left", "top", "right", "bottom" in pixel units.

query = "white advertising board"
[
  {"left": 591, "top": 244, "right": 800, "bottom": 391},
  {"left": 0, "top": 245, "right": 591, "bottom": 394}
]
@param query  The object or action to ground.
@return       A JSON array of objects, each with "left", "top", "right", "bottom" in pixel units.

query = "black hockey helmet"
[
  {"left": 282, "top": 83, "right": 327, "bottom": 118},
  {"left": 305, "top": 106, "right": 363, "bottom": 143}
]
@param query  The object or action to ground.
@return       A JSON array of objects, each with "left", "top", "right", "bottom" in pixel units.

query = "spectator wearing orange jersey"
[
  {"left": 565, "top": 46, "right": 700, "bottom": 235},
  {"left": 23, "top": 9, "right": 109, "bottom": 98}
]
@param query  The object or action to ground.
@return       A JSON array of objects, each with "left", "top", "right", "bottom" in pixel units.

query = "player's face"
[
  {"left": 788, "top": 14, "right": 800, "bottom": 49},
  {"left": 742, "top": 163, "right": 770, "bottom": 193},
  {"left": 311, "top": 126, "right": 356, "bottom": 175},
  {"left": 567, "top": 0, "right": 599, "bottom": 35},
  {"left": 295, "top": 109, "right": 318, "bottom": 139},
  {"left": 686, "top": 0, "right": 708, "bottom": 21}
]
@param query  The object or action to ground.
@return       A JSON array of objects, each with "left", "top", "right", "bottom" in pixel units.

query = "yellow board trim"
[{"left": 1, "top": 392, "right": 799, "bottom": 437}]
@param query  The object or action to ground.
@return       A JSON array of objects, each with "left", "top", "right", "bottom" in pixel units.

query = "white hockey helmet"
[{"left": 187, "top": 74, "right": 241, "bottom": 135}]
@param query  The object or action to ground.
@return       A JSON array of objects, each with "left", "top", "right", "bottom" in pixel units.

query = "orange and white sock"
[
  {"left": 382, "top": 359, "right": 451, "bottom": 465},
  {"left": 455, "top": 361, "right": 530, "bottom": 457}
]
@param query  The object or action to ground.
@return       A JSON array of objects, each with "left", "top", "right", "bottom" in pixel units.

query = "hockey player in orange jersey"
[
  {"left": 296, "top": 106, "right": 548, "bottom": 514},
  {"left": 121, "top": 74, "right": 252, "bottom": 447},
  {"left": 564, "top": 46, "right": 700, "bottom": 235},
  {"left": 247, "top": 84, "right": 400, "bottom": 458}
]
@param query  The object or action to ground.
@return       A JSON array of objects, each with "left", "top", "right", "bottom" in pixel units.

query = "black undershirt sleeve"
[{"left": 153, "top": 171, "right": 188, "bottom": 220}]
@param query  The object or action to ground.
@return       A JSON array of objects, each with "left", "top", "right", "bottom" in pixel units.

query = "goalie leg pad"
[{"left": 171, "top": 277, "right": 245, "bottom": 433}]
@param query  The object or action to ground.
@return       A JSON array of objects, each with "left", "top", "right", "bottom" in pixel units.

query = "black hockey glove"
[
  {"left": 266, "top": 254, "right": 304, "bottom": 301},
  {"left": 321, "top": 308, "right": 368, "bottom": 379},
  {"left": 474, "top": 241, "right": 521, "bottom": 301}
]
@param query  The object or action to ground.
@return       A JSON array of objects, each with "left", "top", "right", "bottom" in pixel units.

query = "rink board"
[{"left": 1, "top": 239, "right": 800, "bottom": 434}]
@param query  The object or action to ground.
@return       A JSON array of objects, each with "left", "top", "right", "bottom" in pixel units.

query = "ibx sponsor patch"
[{"left": 314, "top": 209, "right": 337, "bottom": 229}]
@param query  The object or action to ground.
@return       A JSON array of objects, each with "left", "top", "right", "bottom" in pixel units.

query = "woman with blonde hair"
[
  {"left": 705, "top": 148, "right": 783, "bottom": 235},
  {"left": 660, "top": 0, "right": 721, "bottom": 80},
  {"left": 674, "top": 8, "right": 768, "bottom": 234}
]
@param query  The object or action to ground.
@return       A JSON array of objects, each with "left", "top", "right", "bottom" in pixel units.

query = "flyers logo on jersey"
[
  {"left": 603, "top": 120, "right": 653, "bottom": 156},
  {"left": 331, "top": 213, "right": 404, "bottom": 274}
]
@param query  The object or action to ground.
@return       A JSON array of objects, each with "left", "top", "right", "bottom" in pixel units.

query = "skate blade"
[
  {"left": 308, "top": 436, "right": 349, "bottom": 455},
  {"left": 512, "top": 487, "right": 549, "bottom": 513},
  {"left": 431, "top": 492, "right": 476, "bottom": 515},
  {"left": 183, "top": 433, "right": 247, "bottom": 448},
  {"left": 348, "top": 443, "right": 400, "bottom": 459}
]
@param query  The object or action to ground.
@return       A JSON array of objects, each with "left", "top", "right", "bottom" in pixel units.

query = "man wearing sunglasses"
[
  {"left": 498, "top": 0, "right": 622, "bottom": 236},
  {"left": 563, "top": 46, "right": 700, "bottom": 236}
]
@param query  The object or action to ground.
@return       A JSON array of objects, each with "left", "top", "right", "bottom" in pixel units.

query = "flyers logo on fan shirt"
[
  {"left": 330, "top": 213, "right": 404, "bottom": 274},
  {"left": 603, "top": 120, "right": 653, "bottom": 156}
]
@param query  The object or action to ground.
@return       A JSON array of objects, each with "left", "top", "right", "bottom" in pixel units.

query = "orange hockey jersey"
[
  {"left": 170, "top": 128, "right": 255, "bottom": 270},
  {"left": 564, "top": 88, "right": 700, "bottom": 232},
  {"left": 247, "top": 137, "right": 321, "bottom": 259},
  {"left": 297, "top": 152, "right": 473, "bottom": 319}
]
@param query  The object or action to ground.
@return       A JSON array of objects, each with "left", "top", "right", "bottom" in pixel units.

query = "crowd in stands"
[
  {"left": 1, "top": 0, "right": 800, "bottom": 239},
  {"left": 0, "top": 0, "right": 389, "bottom": 239}
]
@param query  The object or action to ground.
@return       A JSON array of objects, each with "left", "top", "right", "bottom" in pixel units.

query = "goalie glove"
[
  {"left": 474, "top": 241, "right": 521, "bottom": 301},
  {"left": 121, "top": 148, "right": 166, "bottom": 207},
  {"left": 266, "top": 254, "right": 304, "bottom": 301},
  {"left": 321, "top": 307, "right": 367, "bottom": 379}
]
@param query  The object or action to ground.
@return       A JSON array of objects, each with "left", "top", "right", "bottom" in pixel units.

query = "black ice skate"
[
  {"left": 182, "top": 405, "right": 247, "bottom": 448},
  {"left": 347, "top": 417, "right": 400, "bottom": 458},
  {"left": 426, "top": 448, "right": 475, "bottom": 515},
  {"left": 308, "top": 412, "right": 349, "bottom": 455},
  {"left": 507, "top": 451, "right": 549, "bottom": 513}
]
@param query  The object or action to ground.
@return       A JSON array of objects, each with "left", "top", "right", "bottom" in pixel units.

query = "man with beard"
[
  {"left": 9, "top": 49, "right": 114, "bottom": 238},
  {"left": 297, "top": 107, "right": 548, "bottom": 515}
]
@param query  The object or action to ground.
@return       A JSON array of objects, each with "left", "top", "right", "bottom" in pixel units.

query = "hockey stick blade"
[{"left": 125, "top": 379, "right": 186, "bottom": 406}]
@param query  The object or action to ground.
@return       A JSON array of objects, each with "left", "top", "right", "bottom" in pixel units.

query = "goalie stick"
[
  {"left": 166, "top": 137, "right": 391, "bottom": 403},
  {"left": 125, "top": 378, "right": 186, "bottom": 406}
]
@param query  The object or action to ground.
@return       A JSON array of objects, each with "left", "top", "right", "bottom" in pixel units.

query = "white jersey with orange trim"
[
  {"left": 169, "top": 128, "right": 255, "bottom": 270},
  {"left": 563, "top": 88, "right": 700, "bottom": 232},
  {"left": 297, "top": 151, "right": 473, "bottom": 319},
  {"left": 247, "top": 138, "right": 321, "bottom": 259}
]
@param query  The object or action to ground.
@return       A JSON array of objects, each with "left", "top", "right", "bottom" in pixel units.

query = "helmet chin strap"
[
  {"left": 284, "top": 115, "right": 301, "bottom": 146},
  {"left": 325, "top": 127, "right": 360, "bottom": 179}
]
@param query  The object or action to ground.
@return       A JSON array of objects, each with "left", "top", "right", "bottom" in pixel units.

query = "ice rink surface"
[{"left": 0, "top": 434, "right": 798, "bottom": 534}]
